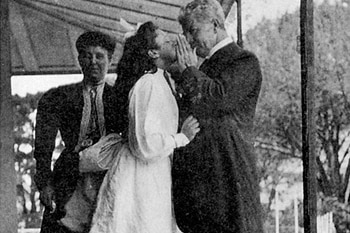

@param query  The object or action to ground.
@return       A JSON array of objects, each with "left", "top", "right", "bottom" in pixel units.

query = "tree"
[
  {"left": 244, "top": 10, "right": 303, "bottom": 226},
  {"left": 244, "top": 1, "right": 350, "bottom": 231},
  {"left": 13, "top": 93, "right": 43, "bottom": 228}
]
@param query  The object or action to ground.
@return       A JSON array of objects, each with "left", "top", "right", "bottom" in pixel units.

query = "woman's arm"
[{"left": 128, "top": 75, "right": 190, "bottom": 162}]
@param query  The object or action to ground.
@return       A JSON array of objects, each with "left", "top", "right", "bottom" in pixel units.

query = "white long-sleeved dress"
[{"left": 89, "top": 68, "right": 188, "bottom": 233}]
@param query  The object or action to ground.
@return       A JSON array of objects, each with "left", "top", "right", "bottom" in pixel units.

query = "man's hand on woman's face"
[{"left": 176, "top": 34, "right": 198, "bottom": 72}]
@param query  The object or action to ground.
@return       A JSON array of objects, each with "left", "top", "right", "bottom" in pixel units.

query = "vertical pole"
[
  {"left": 0, "top": 0, "right": 16, "bottom": 232},
  {"left": 300, "top": 0, "right": 317, "bottom": 233},
  {"left": 294, "top": 196, "right": 299, "bottom": 233},
  {"left": 236, "top": 0, "right": 243, "bottom": 48},
  {"left": 330, "top": 212, "right": 333, "bottom": 232},
  {"left": 275, "top": 191, "right": 279, "bottom": 233}
]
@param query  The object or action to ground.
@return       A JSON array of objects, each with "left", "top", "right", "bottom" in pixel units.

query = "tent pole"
[
  {"left": 300, "top": 0, "right": 317, "bottom": 233},
  {"left": 236, "top": 0, "right": 243, "bottom": 48},
  {"left": 0, "top": 0, "right": 17, "bottom": 232}
]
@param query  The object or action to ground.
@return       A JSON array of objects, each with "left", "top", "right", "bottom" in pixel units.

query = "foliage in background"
[
  {"left": 245, "top": 0, "right": 350, "bottom": 231},
  {"left": 13, "top": 93, "right": 43, "bottom": 228}
]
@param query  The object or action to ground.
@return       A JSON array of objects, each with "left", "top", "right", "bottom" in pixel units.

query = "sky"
[
  {"left": 11, "top": 0, "right": 329, "bottom": 97},
  {"left": 12, "top": 74, "right": 82, "bottom": 97},
  {"left": 241, "top": 0, "right": 327, "bottom": 29},
  {"left": 11, "top": 74, "right": 116, "bottom": 97},
  {"left": 226, "top": 0, "right": 300, "bottom": 36}
]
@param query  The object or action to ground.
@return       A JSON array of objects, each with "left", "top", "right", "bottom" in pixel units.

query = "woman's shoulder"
[
  {"left": 136, "top": 68, "right": 164, "bottom": 87},
  {"left": 130, "top": 68, "right": 165, "bottom": 98}
]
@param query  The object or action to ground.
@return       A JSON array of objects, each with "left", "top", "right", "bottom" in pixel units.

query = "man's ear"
[{"left": 148, "top": 49, "right": 160, "bottom": 59}]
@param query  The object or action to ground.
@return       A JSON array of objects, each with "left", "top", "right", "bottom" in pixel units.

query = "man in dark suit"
[
  {"left": 34, "top": 31, "right": 119, "bottom": 233},
  {"left": 172, "top": 0, "right": 264, "bottom": 232}
]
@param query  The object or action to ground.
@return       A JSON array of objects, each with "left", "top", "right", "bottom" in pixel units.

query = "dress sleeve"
[
  {"left": 33, "top": 90, "right": 60, "bottom": 190},
  {"left": 128, "top": 76, "right": 189, "bottom": 162}
]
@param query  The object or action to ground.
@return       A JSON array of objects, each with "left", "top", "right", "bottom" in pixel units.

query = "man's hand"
[
  {"left": 39, "top": 185, "right": 56, "bottom": 213},
  {"left": 176, "top": 34, "right": 198, "bottom": 73}
]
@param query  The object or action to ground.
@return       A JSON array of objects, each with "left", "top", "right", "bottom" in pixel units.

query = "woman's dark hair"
[{"left": 114, "top": 21, "right": 159, "bottom": 137}]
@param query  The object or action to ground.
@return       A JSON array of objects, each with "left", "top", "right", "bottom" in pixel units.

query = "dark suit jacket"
[
  {"left": 173, "top": 42, "right": 264, "bottom": 233},
  {"left": 33, "top": 82, "right": 119, "bottom": 218}
]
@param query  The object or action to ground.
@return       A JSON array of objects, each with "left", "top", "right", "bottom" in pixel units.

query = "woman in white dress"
[{"left": 88, "top": 21, "right": 200, "bottom": 233}]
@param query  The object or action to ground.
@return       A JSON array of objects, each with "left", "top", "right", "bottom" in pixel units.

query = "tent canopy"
[{"left": 10, "top": 0, "right": 235, "bottom": 75}]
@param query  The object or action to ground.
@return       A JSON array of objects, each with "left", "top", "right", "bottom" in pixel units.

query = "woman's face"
[{"left": 154, "top": 29, "right": 177, "bottom": 63}]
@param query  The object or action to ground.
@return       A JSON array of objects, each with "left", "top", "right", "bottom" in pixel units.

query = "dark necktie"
[{"left": 87, "top": 87, "right": 100, "bottom": 143}]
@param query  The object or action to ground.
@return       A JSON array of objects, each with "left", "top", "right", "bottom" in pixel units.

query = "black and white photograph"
[{"left": 0, "top": 0, "right": 349, "bottom": 233}]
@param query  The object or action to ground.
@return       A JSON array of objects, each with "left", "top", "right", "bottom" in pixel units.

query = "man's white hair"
[{"left": 178, "top": 0, "right": 226, "bottom": 31}]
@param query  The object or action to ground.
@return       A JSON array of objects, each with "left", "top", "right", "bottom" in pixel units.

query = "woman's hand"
[
  {"left": 176, "top": 34, "right": 198, "bottom": 73},
  {"left": 181, "top": 115, "right": 200, "bottom": 141}
]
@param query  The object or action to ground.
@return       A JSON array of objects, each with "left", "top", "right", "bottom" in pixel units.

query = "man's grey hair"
[{"left": 178, "top": 0, "right": 226, "bottom": 32}]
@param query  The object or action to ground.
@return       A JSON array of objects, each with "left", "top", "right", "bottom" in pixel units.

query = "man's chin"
[{"left": 84, "top": 74, "right": 104, "bottom": 84}]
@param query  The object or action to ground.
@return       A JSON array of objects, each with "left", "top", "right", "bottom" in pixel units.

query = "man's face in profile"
[
  {"left": 78, "top": 45, "right": 111, "bottom": 84},
  {"left": 183, "top": 19, "right": 217, "bottom": 58}
]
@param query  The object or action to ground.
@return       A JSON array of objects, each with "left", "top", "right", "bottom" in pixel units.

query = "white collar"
[{"left": 206, "top": 37, "right": 233, "bottom": 59}]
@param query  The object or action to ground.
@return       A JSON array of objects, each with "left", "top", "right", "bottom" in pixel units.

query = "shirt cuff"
[{"left": 173, "top": 133, "right": 190, "bottom": 148}]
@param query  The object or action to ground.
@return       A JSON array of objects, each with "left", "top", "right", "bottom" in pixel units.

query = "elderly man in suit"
[
  {"left": 172, "top": 0, "right": 264, "bottom": 232},
  {"left": 34, "top": 31, "right": 119, "bottom": 233}
]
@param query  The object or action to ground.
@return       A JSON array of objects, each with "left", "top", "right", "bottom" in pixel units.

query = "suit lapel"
[
  {"left": 71, "top": 83, "right": 84, "bottom": 119},
  {"left": 210, "top": 42, "right": 242, "bottom": 62},
  {"left": 200, "top": 42, "right": 242, "bottom": 75},
  {"left": 57, "top": 82, "right": 84, "bottom": 150}
]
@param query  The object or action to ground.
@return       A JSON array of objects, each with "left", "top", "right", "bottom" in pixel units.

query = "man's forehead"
[
  {"left": 182, "top": 20, "right": 202, "bottom": 33},
  {"left": 82, "top": 45, "right": 108, "bottom": 53}
]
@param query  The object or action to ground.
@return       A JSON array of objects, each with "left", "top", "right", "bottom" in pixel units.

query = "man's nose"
[
  {"left": 91, "top": 55, "right": 97, "bottom": 64},
  {"left": 184, "top": 34, "right": 194, "bottom": 48}
]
